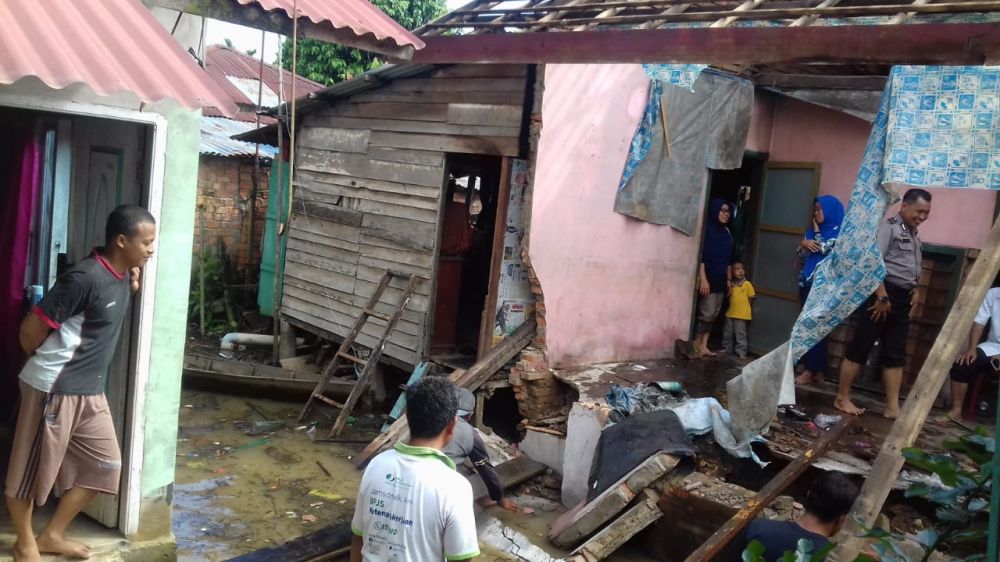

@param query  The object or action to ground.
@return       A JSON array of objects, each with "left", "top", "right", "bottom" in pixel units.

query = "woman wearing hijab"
[
  {"left": 796, "top": 195, "right": 846, "bottom": 385},
  {"left": 696, "top": 199, "right": 734, "bottom": 358}
]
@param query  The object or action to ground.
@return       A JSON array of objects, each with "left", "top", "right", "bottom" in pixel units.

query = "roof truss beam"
[{"left": 408, "top": 23, "right": 1000, "bottom": 65}]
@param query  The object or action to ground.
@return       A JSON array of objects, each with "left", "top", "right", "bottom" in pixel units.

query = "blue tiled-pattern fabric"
[
  {"left": 791, "top": 65, "right": 1000, "bottom": 364},
  {"left": 883, "top": 66, "right": 1000, "bottom": 189},
  {"left": 619, "top": 64, "right": 708, "bottom": 190}
]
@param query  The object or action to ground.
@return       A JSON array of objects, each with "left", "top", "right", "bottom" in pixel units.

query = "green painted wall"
[{"left": 141, "top": 105, "right": 200, "bottom": 497}]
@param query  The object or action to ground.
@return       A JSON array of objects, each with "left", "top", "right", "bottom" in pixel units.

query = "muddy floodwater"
[{"left": 174, "top": 390, "right": 362, "bottom": 561}]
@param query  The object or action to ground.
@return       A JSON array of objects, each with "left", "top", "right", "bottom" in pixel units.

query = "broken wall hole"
[{"left": 482, "top": 387, "right": 524, "bottom": 443}]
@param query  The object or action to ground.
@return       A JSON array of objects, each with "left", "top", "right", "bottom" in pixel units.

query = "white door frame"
[{"left": 0, "top": 92, "right": 168, "bottom": 537}]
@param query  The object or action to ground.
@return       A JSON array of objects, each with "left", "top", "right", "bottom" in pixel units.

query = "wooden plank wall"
[{"left": 282, "top": 64, "right": 529, "bottom": 366}]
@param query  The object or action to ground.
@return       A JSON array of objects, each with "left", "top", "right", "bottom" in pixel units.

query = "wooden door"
[{"left": 749, "top": 163, "right": 820, "bottom": 355}]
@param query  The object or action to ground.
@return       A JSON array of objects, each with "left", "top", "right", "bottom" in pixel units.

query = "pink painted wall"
[
  {"left": 764, "top": 94, "right": 996, "bottom": 249},
  {"left": 530, "top": 64, "right": 701, "bottom": 367}
]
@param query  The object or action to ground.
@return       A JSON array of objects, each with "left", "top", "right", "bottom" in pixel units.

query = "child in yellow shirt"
[{"left": 724, "top": 261, "right": 755, "bottom": 359}]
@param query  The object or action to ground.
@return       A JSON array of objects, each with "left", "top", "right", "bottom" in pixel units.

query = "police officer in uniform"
[{"left": 835, "top": 188, "right": 932, "bottom": 419}]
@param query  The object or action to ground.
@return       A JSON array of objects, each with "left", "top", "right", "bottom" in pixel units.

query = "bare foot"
[
  {"left": 13, "top": 539, "right": 42, "bottom": 562},
  {"left": 834, "top": 397, "right": 866, "bottom": 416},
  {"left": 882, "top": 405, "right": 900, "bottom": 420},
  {"left": 702, "top": 348, "right": 718, "bottom": 357},
  {"left": 795, "top": 371, "right": 814, "bottom": 385},
  {"left": 36, "top": 533, "right": 91, "bottom": 559}
]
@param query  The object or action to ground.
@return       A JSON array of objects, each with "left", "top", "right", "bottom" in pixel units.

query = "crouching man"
[{"left": 6, "top": 205, "right": 156, "bottom": 561}]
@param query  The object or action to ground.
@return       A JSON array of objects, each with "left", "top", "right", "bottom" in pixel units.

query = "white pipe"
[{"left": 220, "top": 332, "right": 304, "bottom": 351}]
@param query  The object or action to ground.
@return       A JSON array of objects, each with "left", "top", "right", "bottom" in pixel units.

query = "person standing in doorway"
[
  {"left": 6, "top": 204, "right": 156, "bottom": 562},
  {"left": 351, "top": 376, "right": 479, "bottom": 562},
  {"left": 695, "top": 198, "right": 734, "bottom": 358},
  {"left": 835, "top": 189, "right": 931, "bottom": 418},
  {"left": 722, "top": 261, "right": 755, "bottom": 360},
  {"left": 796, "top": 195, "right": 846, "bottom": 385}
]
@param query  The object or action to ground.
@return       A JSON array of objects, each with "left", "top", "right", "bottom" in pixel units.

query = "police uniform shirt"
[{"left": 876, "top": 214, "right": 922, "bottom": 290}]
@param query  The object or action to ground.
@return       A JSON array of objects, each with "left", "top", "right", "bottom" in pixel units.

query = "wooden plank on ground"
[
  {"left": 354, "top": 319, "right": 536, "bottom": 467},
  {"left": 834, "top": 216, "right": 1000, "bottom": 561},
  {"left": 227, "top": 522, "right": 353, "bottom": 562},
  {"left": 550, "top": 453, "right": 680, "bottom": 548},
  {"left": 567, "top": 489, "right": 663, "bottom": 561},
  {"left": 685, "top": 416, "right": 855, "bottom": 562},
  {"left": 469, "top": 456, "right": 547, "bottom": 501}
]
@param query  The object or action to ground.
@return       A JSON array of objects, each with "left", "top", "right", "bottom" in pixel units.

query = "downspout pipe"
[{"left": 221, "top": 332, "right": 303, "bottom": 351}]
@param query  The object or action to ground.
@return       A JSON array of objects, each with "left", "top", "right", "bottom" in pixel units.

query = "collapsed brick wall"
[
  {"left": 826, "top": 247, "right": 971, "bottom": 389},
  {"left": 194, "top": 155, "right": 270, "bottom": 272},
  {"left": 509, "top": 347, "right": 574, "bottom": 424}
]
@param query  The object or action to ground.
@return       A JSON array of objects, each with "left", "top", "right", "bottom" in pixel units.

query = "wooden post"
[
  {"left": 684, "top": 417, "right": 854, "bottom": 562},
  {"left": 833, "top": 217, "right": 1000, "bottom": 561}
]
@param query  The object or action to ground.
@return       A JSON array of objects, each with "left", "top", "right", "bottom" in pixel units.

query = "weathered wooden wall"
[{"left": 282, "top": 64, "right": 529, "bottom": 366}]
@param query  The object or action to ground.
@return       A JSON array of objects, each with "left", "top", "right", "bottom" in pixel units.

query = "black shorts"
[
  {"left": 950, "top": 348, "right": 1000, "bottom": 384},
  {"left": 844, "top": 283, "right": 911, "bottom": 368}
]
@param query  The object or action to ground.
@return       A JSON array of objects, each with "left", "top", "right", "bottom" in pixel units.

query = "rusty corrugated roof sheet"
[
  {"left": 0, "top": 0, "right": 237, "bottom": 115},
  {"left": 238, "top": 0, "right": 425, "bottom": 51},
  {"left": 204, "top": 45, "right": 324, "bottom": 122},
  {"left": 201, "top": 116, "right": 278, "bottom": 158}
]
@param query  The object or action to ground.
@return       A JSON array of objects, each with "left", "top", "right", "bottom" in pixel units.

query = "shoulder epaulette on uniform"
[{"left": 887, "top": 216, "right": 899, "bottom": 224}]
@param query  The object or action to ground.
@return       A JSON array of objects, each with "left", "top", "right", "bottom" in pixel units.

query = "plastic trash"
[{"left": 814, "top": 413, "right": 842, "bottom": 430}]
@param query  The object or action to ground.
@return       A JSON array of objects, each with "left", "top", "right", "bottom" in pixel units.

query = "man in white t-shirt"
[
  {"left": 351, "top": 376, "right": 480, "bottom": 561},
  {"left": 947, "top": 286, "right": 1000, "bottom": 422}
]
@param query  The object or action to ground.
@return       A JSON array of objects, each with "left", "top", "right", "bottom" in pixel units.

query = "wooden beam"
[
  {"left": 833, "top": 217, "right": 1000, "bottom": 560},
  {"left": 684, "top": 417, "right": 855, "bottom": 562},
  {"left": 754, "top": 73, "right": 888, "bottom": 91},
  {"left": 408, "top": 23, "right": 1000, "bottom": 65},
  {"left": 420, "top": 1, "right": 1000, "bottom": 28},
  {"left": 567, "top": 489, "right": 664, "bottom": 562},
  {"left": 142, "top": 0, "right": 416, "bottom": 59},
  {"left": 353, "top": 319, "right": 536, "bottom": 467}
]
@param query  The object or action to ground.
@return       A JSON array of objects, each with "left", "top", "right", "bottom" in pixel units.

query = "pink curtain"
[{"left": 0, "top": 126, "right": 39, "bottom": 405}]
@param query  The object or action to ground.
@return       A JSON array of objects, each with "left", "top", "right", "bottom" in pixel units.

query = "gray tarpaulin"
[{"left": 615, "top": 71, "right": 753, "bottom": 235}]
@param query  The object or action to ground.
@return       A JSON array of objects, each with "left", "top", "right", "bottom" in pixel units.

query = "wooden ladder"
[{"left": 297, "top": 270, "right": 419, "bottom": 437}]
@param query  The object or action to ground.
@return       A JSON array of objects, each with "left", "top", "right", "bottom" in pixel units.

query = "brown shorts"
[{"left": 5, "top": 382, "right": 121, "bottom": 505}]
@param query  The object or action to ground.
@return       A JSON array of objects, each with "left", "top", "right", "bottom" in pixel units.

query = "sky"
[{"left": 204, "top": 0, "right": 467, "bottom": 64}]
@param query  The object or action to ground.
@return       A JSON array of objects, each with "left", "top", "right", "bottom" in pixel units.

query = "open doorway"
[
  {"left": 0, "top": 106, "right": 154, "bottom": 532},
  {"left": 429, "top": 154, "right": 504, "bottom": 366}
]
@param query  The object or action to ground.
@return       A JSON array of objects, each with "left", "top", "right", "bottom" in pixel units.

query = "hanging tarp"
[{"left": 616, "top": 65, "right": 752, "bottom": 234}]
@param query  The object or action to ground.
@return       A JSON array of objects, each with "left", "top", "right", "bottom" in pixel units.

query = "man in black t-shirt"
[
  {"left": 5, "top": 205, "right": 155, "bottom": 562},
  {"left": 738, "top": 471, "right": 859, "bottom": 561}
]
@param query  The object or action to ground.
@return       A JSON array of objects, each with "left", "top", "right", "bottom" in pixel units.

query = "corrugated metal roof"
[
  {"left": 0, "top": 0, "right": 237, "bottom": 115},
  {"left": 201, "top": 116, "right": 278, "bottom": 158},
  {"left": 204, "top": 45, "right": 324, "bottom": 122},
  {"left": 238, "top": 0, "right": 425, "bottom": 51},
  {"left": 231, "top": 62, "right": 436, "bottom": 144}
]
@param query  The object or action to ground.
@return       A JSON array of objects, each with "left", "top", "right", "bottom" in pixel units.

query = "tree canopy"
[{"left": 278, "top": 0, "right": 445, "bottom": 86}]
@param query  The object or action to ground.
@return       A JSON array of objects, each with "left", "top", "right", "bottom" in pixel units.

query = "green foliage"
[
  {"left": 278, "top": 0, "right": 446, "bottom": 85},
  {"left": 188, "top": 245, "right": 237, "bottom": 336},
  {"left": 741, "top": 430, "right": 994, "bottom": 562}
]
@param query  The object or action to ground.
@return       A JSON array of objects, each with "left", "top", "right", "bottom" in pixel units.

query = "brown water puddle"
[{"left": 173, "top": 390, "right": 362, "bottom": 561}]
